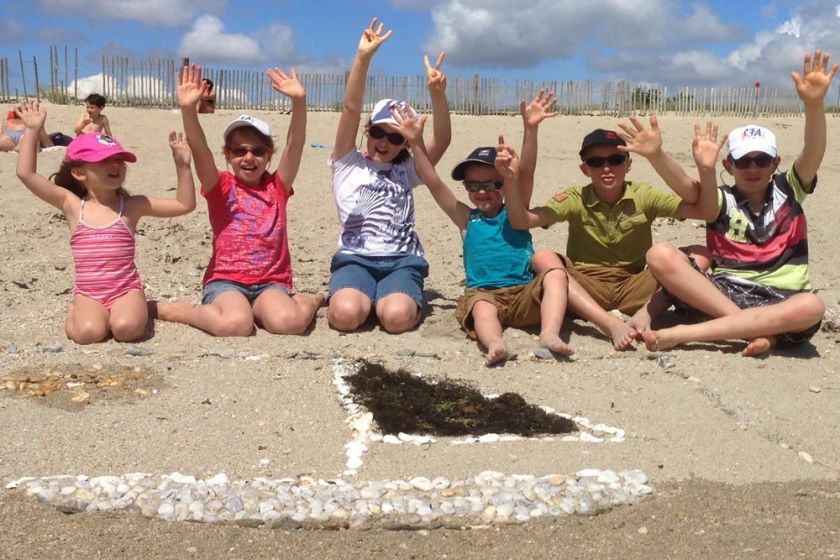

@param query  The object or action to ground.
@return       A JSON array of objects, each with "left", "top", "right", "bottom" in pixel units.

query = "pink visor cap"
[{"left": 66, "top": 133, "right": 137, "bottom": 163}]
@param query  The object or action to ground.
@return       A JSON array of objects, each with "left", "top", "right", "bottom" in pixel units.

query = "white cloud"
[
  {"left": 584, "top": 0, "right": 840, "bottom": 88},
  {"left": 40, "top": 0, "right": 226, "bottom": 26},
  {"left": 178, "top": 15, "right": 301, "bottom": 66},
  {"left": 423, "top": 0, "right": 740, "bottom": 69},
  {"left": 66, "top": 73, "right": 167, "bottom": 99}
]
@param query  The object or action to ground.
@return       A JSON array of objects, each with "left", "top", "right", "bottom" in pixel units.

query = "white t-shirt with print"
[{"left": 329, "top": 149, "right": 424, "bottom": 257}]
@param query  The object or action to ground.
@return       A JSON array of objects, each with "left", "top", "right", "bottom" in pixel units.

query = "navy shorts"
[
  {"left": 202, "top": 280, "right": 290, "bottom": 305},
  {"left": 327, "top": 252, "right": 429, "bottom": 307}
]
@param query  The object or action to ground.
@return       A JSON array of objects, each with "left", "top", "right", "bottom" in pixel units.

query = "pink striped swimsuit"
[{"left": 71, "top": 197, "right": 144, "bottom": 308}]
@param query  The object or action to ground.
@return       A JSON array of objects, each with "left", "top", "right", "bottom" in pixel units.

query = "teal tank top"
[{"left": 463, "top": 207, "right": 535, "bottom": 289}]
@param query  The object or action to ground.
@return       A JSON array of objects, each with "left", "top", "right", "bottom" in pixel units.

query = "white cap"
[
  {"left": 370, "top": 98, "right": 416, "bottom": 126},
  {"left": 223, "top": 114, "right": 272, "bottom": 141},
  {"left": 727, "top": 125, "right": 777, "bottom": 159}
]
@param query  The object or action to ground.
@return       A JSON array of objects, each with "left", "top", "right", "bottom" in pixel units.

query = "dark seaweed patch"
[{"left": 344, "top": 360, "right": 576, "bottom": 437}]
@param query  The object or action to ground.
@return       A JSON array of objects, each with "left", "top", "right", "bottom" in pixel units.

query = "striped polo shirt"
[{"left": 707, "top": 167, "right": 815, "bottom": 292}]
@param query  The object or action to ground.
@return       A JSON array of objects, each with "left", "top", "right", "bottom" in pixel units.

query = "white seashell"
[{"left": 478, "top": 434, "right": 500, "bottom": 443}]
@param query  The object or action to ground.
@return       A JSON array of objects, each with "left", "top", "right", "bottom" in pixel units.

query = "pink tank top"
[{"left": 70, "top": 197, "right": 144, "bottom": 308}]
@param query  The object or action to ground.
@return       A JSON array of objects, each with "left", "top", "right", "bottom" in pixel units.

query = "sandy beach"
[{"left": 1, "top": 103, "right": 839, "bottom": 558}]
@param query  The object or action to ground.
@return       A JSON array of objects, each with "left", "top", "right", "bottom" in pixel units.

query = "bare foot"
[
  {"left": 538, "top": 331, "right": 575, "bottom": 356},
  {"left": 642, "top": 329, "right": 677, "bottom": 352},
  {"left": 154, "top": 301, "right": 196, "bottom": 323},
  {"left": 611, "top": 321, "right": 639, "bottom": 350},
  {"left": 742, "top": 335, "right": 777, "bottom": 357},
  {"left": 485, "top": 338, "right": 509, "bottom": 367}
]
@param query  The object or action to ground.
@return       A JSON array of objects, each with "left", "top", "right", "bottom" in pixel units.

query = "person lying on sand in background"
[
  {"left": 396, "top": 92, "right": 572, "bottom": 366},
  {"left": 74, "top": 93, "right": 112, "bottom": 137},
  {"left": 16, "top": 100, "right": 196, "bottom": 344},
  {"left": 154, "top": 64, "right": 323, "bottom": 337},
  {"left": 507, "top": 111, "right": 715, "bottom": 350},
  {"left": 325, "top": 17, "right": 451, "bottom": 334},
  {"left": 639, "top": 50, "right": 836, "bottom": 356},
  {"left": 1, "top": 105, "right": 53, "bottom": 152}
]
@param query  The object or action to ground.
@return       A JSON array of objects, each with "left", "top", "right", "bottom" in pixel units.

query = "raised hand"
[
  {"left": 617, "top": 114, "right": 663, "bottom": 158},
  {"left": 390, "top": 103, "right": 426, "bottom": 145},
  {"left": 18, "top": 100, "right": 47, "bottom": 130},
  {"left": 692, "top": 121, "right": 725, "bottom": 171},
  {"left": 520, "top": 89, "right": 558, "bottom": 127},
  {"left": 791, "top": 49, "right": 838, "bottom": 105},
  {"left": 176, "top": 64, "right": 206, "bottom": 109},
  {"left": 494, "top": 135, "right": 519, "bottom": 179},
  {"left": 358, "top": 17, "right": 392, "bottom": 58},
  {"left": 168, "top": 131, "right": 192, "bottom": 166},
  {"left": 267, "top": 67, "right": 305, "bottom": 100},
  {"left": 425, "top": 52, "right": 447, "bottom": 93}
]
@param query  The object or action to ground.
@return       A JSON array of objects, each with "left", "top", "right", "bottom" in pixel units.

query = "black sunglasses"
[
  {"left": 227, "top": 146, "right": 268, "bottom": 157},
  {"left": 464, "top": 180, "right": 503, "bottom": 193},
  {"left": 368, "top": 125, "right": 405, "bottom": 146},
  {"left": 583, "top": 154, "right": 628, "bottom": 168},
  {"left": 728, "top": 154, "right": 775, "bottom": 170}
]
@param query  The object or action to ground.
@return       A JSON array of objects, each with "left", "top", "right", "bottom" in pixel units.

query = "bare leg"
[
  {"left": 327, "top": 288, "right": 372, "bottom": 332},
  {"left": 155, "top": 292, "right": 254, "bottom": 336},
  {"left": 471, "top": 301, "right": 508, "bottom": 366},
  {"left": 376, "top": 292, "right": 421, "bottom": 334},
  {"left": 648, "top": 242, "right": 776, "bottom": 351},
  {"left": 538, "top": 268, "right": 574, "bottom": 356},
  {"left": 531, "top": 249, "right": 634, "bottom": 350},
  {"left": 65, "top": 295, "right": 110, "bottom": 344},
  {"left": 643, "top": 293, "right": 824, "bottom": 352},
  {"left": 253, "top": 289, "right": 324, "bottom": 335},
  {"left": 108, "top": 290, "right": 148, "bottom": 342}
]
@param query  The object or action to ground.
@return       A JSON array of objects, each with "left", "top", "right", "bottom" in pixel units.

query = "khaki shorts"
[
  {"left": 561, "top": 257, "right": 656, "bottom": 315},
  {"left": 455, "top": 270, "right": 557, "bottom": 339}
]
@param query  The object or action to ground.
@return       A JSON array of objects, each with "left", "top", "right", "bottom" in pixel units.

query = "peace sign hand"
[{"left": 425, "top": 52, "right": 447, "bottom": 92}]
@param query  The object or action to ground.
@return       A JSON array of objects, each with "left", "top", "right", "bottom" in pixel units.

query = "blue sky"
[{"left": 1, "top": 0, "right": 839, "bottom": 94}]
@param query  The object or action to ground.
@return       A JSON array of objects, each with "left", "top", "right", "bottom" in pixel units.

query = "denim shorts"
[
  {"left": 202, "top": 280, "right": 290, "bottom": 305},
  {"left": 328, "top": 252, "right": 429, "bottom": 307}
]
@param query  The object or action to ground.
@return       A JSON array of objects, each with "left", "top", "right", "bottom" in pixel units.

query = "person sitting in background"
[
  {"left": 198, "top": 79, "right": 216, "bottom": 114},
  {"left": 74, "top": 93, "right": 112, "bottom": 136}
]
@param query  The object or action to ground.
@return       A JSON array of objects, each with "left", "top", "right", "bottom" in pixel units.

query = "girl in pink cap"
[{"left": 15, "top": 100, "right": 196, "bottom": 344}]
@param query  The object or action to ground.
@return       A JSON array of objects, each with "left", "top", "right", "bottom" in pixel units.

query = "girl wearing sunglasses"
[
  {"left": 327, "top": 18, "right": 451, "bottom": 333},
  {"left": 154, "top": 64, "right": 323, "bottom": 337}
]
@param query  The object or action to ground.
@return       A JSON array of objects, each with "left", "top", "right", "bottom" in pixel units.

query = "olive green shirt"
[{"left": 537, "top": 182, "right": 683, "bottom": 272}]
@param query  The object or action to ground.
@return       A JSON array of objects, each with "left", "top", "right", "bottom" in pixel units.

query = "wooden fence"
[{"left": 2, "top": 48, "right": 839, "bottom": 118}]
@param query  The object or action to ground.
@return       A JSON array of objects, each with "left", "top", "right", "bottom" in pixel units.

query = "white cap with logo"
[{"left": 727, "top": 125, "right": 777, "bottom": 159}]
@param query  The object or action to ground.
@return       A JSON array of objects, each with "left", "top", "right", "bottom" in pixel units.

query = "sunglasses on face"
[
  {"left": 368, "top": 125, "right": 405, "bottom": 146},
  {"left": 729, "top": 154, "right": 775, "bottom": 170},
  {"left": 464, "top": 180, "right": 503, "bottom": 193},
  {"left": 583, "top": 154, "right": 628, "bottom": 168},
  {"left": 227, "top": 146, "right": 268, "bottom": 158}
]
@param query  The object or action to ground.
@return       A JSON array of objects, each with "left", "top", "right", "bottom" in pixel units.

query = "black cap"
[
  {"left": 451, "top": 147, "right": 496, "bottom": 180},
  {"left": 579, "top": 129, "right": 626, "bottom": 157}
]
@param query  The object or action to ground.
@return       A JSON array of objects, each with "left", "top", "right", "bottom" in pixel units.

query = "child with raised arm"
[
  {"left": 327, "top": 17, "right": 450, "bottom": 334},
  {"left": 399, "top": 96, "right": 571, "bottom": 366},
  {"left": 641, "top": 50, "right": 836, "bottom": 354},
  {"left": 74, "top": 94, "right": 112, "bottom": 136},
  {"left": 155, "top": 65, "right": 323, "bottom": 337},
  {"left": 16, "top": 100, "right": 196, "bottom": 344},
  {"left": 512, "top": 114, "right": 715, "bottom": 349}
]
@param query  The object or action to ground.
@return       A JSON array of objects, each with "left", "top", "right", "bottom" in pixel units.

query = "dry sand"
[{"left": 1, "top": 103, "right": 839, "bottom": 558}]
